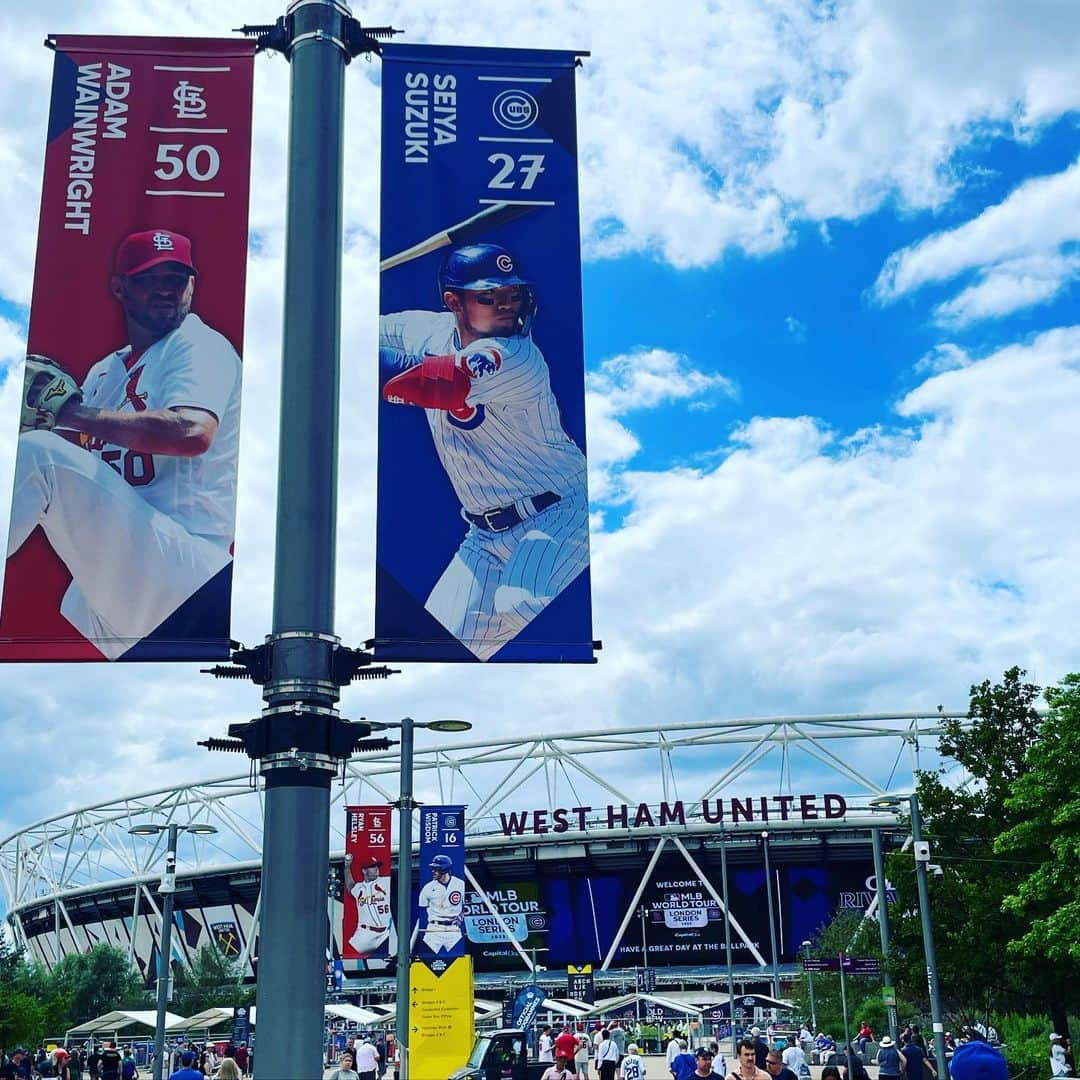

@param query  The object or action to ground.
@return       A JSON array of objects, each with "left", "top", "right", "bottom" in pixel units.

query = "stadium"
[{"left": 0, "top": 711, "right": 960, "bottom": 1005}]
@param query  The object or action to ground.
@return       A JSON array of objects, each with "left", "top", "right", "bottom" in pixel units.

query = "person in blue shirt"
[{"left": 168, "top": 1052, "right": 203, "bottom": 1080}]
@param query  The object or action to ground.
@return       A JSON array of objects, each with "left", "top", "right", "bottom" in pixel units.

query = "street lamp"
[
  {"left": 868, "top": 794, "right": 947, "bottom": 1079},
  {"left": 800, "top": 940, "right": 817, "bottom": 1035},
  {"left": 128, "top": 821, "right": 218, "bottom": 1080},
  {"left": 366, "top": 717, "right": 472, "bottom": 1080}
]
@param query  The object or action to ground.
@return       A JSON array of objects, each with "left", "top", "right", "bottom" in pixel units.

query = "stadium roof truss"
[{"left": 1, "top": 711, "right": 969, "bottom": 964}]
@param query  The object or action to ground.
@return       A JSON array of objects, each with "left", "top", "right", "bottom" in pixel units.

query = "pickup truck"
[{"left": 449, "top": 1029, "right": 552, "bottom": 1080}]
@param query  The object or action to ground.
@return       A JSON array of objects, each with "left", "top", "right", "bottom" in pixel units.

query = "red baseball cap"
[
  {"left": 362, "top": 856, "right": 382, "bottom": 869},
  {"left": 115, "top": 229, "right": 197, "bottom": 276}
]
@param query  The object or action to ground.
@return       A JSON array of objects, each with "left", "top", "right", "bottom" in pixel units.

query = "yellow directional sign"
[{"left": 409, "top": 956, "right": 475, "bottom": 1080}]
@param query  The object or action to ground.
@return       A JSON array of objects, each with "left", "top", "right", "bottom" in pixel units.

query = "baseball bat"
[{"left": 379, "top": 201, "right": 541, "bottom": 272}]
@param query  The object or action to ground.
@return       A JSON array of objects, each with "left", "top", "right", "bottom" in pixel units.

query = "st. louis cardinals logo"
[{"left": 124, "top": 367, "right": 149, "bottom": 412}]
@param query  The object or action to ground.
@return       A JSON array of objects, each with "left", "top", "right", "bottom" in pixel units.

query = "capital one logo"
[{"left": 493, "top": 89, "right": 539, "bottom": 130}]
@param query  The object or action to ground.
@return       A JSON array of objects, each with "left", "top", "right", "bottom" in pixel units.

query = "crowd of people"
[{"left": 0, "top": 1041, "right": 251, "bottom": 1080}]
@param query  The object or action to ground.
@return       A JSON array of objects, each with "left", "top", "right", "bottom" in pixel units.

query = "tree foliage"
[
  {"left": 885, "top": 667, "right": 1079, "bottom": 1035},
  {"left": 783, "top": 911, "right": 910, "bottom": 1042},
  {"left": 170, "top": 943, "right": 254, "bottom": 1018},
  {"left": 995, "top": 672, "right": 1080, "bottom": 1031}
]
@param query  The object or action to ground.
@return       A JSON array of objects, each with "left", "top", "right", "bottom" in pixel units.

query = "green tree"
[
  {"left": 784, "top": 911, "right": 903, "bottom": 1042},
  {"left": 996, "top": 672, "right": 1080, "bottom": 1036},
  {"left": 48, "top": 944, "right": 148, "bottom": 1029},
  {"left": 0, "top": 932, "right": 46, "bottom": 1052},
  {"left": 885, "top": 667, "right": 1048, "bottom": 1021},
  {"left": 170, "top": 943, "right": 253, "bottom": 1018}
]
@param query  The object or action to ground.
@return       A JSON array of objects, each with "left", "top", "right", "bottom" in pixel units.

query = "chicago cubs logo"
[
  {"left": 463, "top": 348, "right": 502, "bottom": 379},
  {"left": 492, "top": 89, "right": 539, "bottom": 130},
  {"left": 448, "top": 890, "right": 463, "bottom": 905}
]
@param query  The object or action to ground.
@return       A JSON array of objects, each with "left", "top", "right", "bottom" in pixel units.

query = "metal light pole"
[
  {"left": 870, "top": 794, "right": 948, "bottom": 1079},
  {"left": 801, "top": 941, "right": 816, "bottom": 1035},
  {"left": 719, "top": 825, "right": 737, "bottom": 1061},
  {"left": 761, "top": 832, "right": 781, "bottom": 1000},
  {"left": 870, "top": 828, "right": 898, "bottom": 1042},
  {"left": 129, "top": 822, "right": 218, "bottom": 1080},
  {"left": 206, "top": 6, "right": 395, "bottom": 1077},
  {"left": 394, "top": 716, "right": 416, "bottom": 1080},
  {"left": 370, "top": 717, "right": 471, "bottom": 1080}
]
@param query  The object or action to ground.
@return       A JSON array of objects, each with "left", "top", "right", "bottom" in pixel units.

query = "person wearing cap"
[
  {"left": 344, "top": 850, "right": 394, "bottom": 957},
  {"left": 1051, "top": 1034, "right": 1072, "bottom": 1078},
  {"left": 691, "top": 1045, "right": 723, "bottom": 1080},
  {"left": 167, "top": 1050, "right": 202, "bottom": 1080},
  {"left": 950, "top": 1041, "right": 1008, "bottom": 1080},
  {"left": 726, "top": 1040, "right": 769, "bottom": 1080},
  {"left": 418, "top": 852, "right": 465, "bottom": 954},
  {"left": 9, "top": 227, "right": 242, "bottom": 661},
  {"left": 619, "top": 1045, "right": 646, "bottom": 1080},
  {"left": 0, "top": 1049, "right": 30, "bottom": 1080}
]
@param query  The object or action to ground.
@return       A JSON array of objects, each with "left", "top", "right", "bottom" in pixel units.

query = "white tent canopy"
[
  {"left": 325, "top": 1004, "right": 386, "bottom": 1026},
  {"left": 541, "top": 998, "right": 595, "bottom": 1018},
  {"left": 166, "top": 1007, "right": 258, "bottom": 1033},
  {"left": 68, "top": 1010, "right": 187, "bottom": 1036},
  {"left": 588, "top": 993, "right": 704, "bottom": 1018}
]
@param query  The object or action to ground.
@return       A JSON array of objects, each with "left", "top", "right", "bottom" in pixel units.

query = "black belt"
[{"left": 465, "top": 491, "right": 560, "bottom": 533}]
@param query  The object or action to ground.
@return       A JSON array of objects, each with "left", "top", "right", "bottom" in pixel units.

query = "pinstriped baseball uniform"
[{"left": 380, "top": 310, "right": 589, "bottom": 661}]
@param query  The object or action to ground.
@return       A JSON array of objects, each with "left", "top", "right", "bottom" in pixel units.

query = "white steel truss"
[{"left": 1, "top": 710, "right": 965, "bottom": 957}]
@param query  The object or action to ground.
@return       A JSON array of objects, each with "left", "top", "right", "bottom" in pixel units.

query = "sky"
[{"left": 0, "top": 0, "right": 1079, "bottom": 862}]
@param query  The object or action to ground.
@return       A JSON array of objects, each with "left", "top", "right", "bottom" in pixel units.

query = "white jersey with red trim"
[
  {"left": 350, "top": 875, "right": 391, "bottom": 931},
  {"left": 379, "top": 310, "right": 585, "bottom": 516},
  {"left": 80, "top": 312, "right": 241, "bottom": 545}
]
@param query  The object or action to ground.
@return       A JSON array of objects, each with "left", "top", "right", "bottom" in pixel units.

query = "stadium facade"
[{"left": 0, "top": 712, "right": 960, "bottom": 995}]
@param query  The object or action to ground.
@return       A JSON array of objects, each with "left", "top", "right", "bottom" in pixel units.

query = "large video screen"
[{"left": 463, "top": 857, "right": 879, "bottom": 971}]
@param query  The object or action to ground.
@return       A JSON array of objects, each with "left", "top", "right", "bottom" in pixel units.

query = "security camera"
[{"left": 928, "top": 864, "right": 943, "bottom": 878}]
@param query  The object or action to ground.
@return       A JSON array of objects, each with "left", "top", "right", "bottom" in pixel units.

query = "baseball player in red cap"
[
  {"left": 344, "top": 851, "right": 394, "bottom": 957},
  {"left": 10, "top": 227, "right": 242, "bottom": 659}
]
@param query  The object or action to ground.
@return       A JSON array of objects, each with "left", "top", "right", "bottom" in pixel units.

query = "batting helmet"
[
  {"left": 438, "top": 243, "right": 537, "bottom": 334},
  {"left": 429, "top": 854, "right": 454, "bottom": 872}
]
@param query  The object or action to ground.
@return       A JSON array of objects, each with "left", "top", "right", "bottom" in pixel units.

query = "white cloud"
[
  {"left": 3, "top": 2, "right": 1080, "bottom": 277},
  {"left": 785, "top": 316, "right": 807, "bottom": 342},
  {"left": 932, "top": 252, "right": 1080, "bottom": 327},
  {"left": 585, "top": 348, "right": 735, "bottom": 503},
  {"left": 874, "top": 158, "right": 1080, "bottom": 311}
]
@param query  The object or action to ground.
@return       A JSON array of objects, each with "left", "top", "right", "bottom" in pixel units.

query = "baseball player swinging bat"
[{"left": 379, "top": 201, "right": 540, "bottom": 272}]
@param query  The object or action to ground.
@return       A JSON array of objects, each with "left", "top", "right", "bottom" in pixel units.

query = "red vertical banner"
[
  {"left": 0, "top": 36, "right": 255, "bottom": 661},
  {"left": 343, "top": 805, "right": 394, "bottom": 960}
]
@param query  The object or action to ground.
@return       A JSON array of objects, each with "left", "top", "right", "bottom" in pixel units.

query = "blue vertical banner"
[
  {"left": 375, "top": 44, "right": 594, "bottom": 664},
  {"left": 416, "top": 805, "right": 466, "bottom": 970}
]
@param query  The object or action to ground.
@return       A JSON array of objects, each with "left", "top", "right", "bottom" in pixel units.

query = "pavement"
[{"left": 319, "top": 1054, "right": 874, "bottom": 1080}]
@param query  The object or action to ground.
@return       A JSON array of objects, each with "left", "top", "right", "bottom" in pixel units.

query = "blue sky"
[{"left": 1, "top": 1, "right": 1079, "bottom": 880}]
